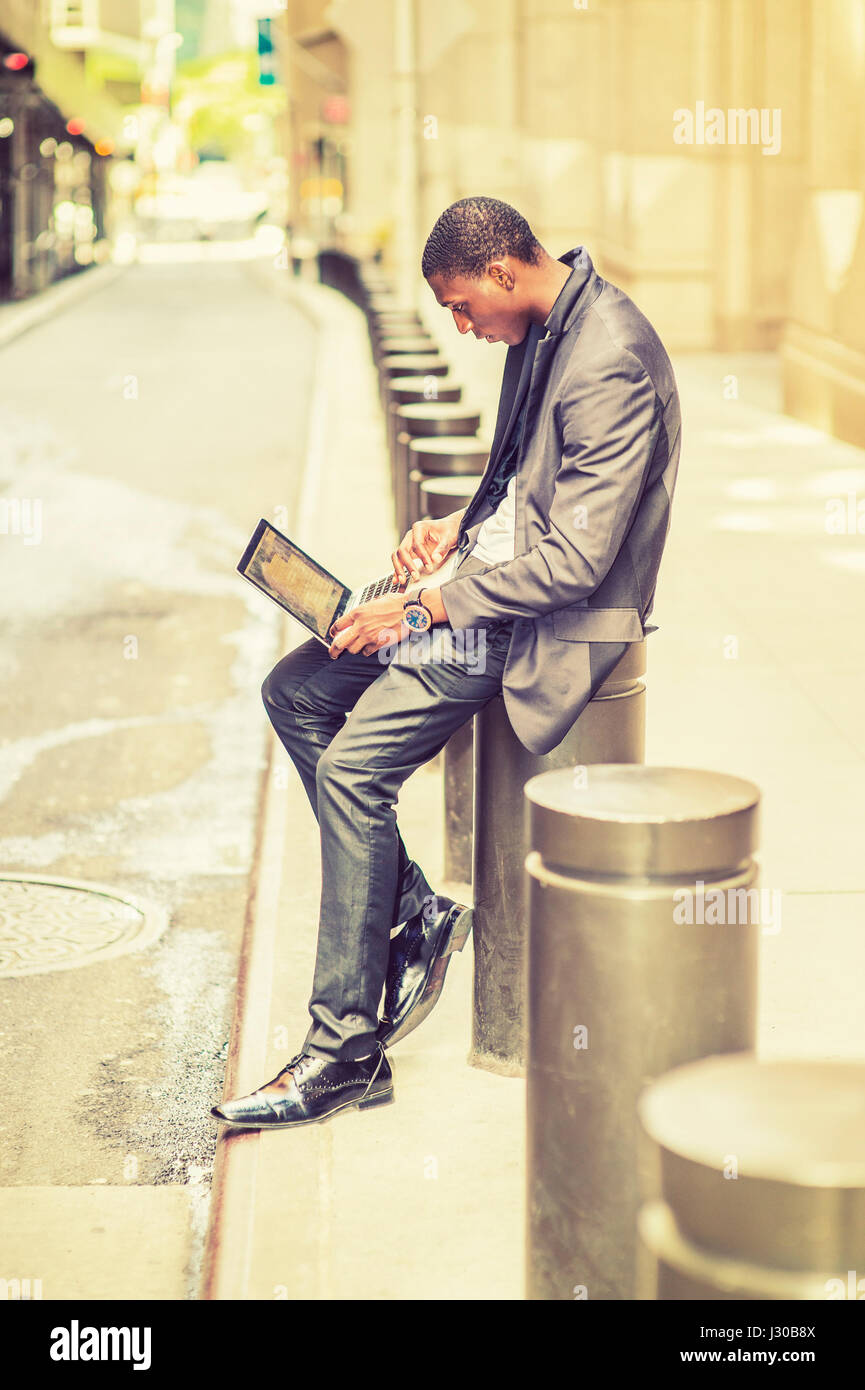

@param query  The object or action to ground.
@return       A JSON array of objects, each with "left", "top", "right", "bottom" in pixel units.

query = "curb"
[
  {"left": 198, "top": 717, "right": 289, "bottom": 1300},
  {"left": 199, "top": 268, "right": 345, "bottom": 1300},
  {"left": 0, "top": 260, "right": 127, "bottom": 350}
]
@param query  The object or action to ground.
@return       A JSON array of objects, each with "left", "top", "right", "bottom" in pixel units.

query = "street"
[{"left": 0, "top": 256, "right": 315, "bottom": 1296}]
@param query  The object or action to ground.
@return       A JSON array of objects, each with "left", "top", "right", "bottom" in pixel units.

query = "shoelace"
[
  {"left": 289, "top": 1053, "right": 318, "bottom": 1083},
  {"left": 279, "top": 1048, "right": 380, "bottom": 1086},
  {"left": 276, "top": 1050, "right": 307, "bottom": 1079}
]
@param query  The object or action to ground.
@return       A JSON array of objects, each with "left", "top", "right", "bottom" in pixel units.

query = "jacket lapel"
[
  {"left": 512, "top": 333, "right": 560, "bottom": 552},
  {"left": 459, "top": 246, "right": 604, "bottom": 535},
  {"left": 463, "top": 322, "right": 544, "bottom": 525},
  {"left": 491, "top": 321, "right": 545, "bottom": 466},
  {"left": 485, "top": 336, "right": 529, "bottom": 468}
]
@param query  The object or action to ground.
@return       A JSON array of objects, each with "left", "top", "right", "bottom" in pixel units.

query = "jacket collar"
[
  {"left": 454, "top": 247, "right": 602, "bottom": 542},
  {"left": 543, "top": 245, "right": 602, "bottom": 338}
]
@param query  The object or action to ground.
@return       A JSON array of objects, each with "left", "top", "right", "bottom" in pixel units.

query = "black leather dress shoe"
[
  {"left": 376, "top": 896, "right": 473, "bottom": 1049},
  {"left": 211, "top": 1043, "right": 393, "bottom": 1128}
]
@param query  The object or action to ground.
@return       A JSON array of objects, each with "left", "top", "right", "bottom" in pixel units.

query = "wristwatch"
[{"left": 403, "top": 588, "right": 433, "bottom": 633}]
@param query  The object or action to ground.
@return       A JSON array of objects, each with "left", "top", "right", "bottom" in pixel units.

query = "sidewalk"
[
  {"left": 202, "top": 264, "right": 524, "bottom": 1300},
  {"left": 202, "top": 270, "right": 865, "bottom": 1301},
  {"left": 646, "top": 353, "right": 865, "bottom": 1063},
  {"left": 0, "top": 261, "right": 124, "bottom": 349}
]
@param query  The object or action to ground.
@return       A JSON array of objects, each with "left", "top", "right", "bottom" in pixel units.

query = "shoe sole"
[
  {"left": 211, "top": 1085, "right": 394, "bottom": 1129},
  {"left": 380, "top": 905, "right": 473, "bottom": 1049}
]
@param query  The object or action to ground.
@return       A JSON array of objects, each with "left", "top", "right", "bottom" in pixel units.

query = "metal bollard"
[
  {"left": 318, "top": 250, "right": 363, "bottom": 302},
  {"left": 524, "top": 765, "right": 761, "bottom": 1301},
  {"left": 371, "top": 313, "right": 425, "bottom": 328},
  {"left": 393, "top": 404, "right": 481, "bottom": 537},
  {"left": 369, "top": 314, "right": 424, "bottom": 344},
  {"left": 637, "top": 1054, "right": 865, "bottom": 1300},
  {"left": 359, "top": 267, "right": 393, "bottom": 288},
  {"left": 379, "top": 354, "right": 447, "bottom": 412},
  {"left": 373, "top": 332, "right": 436, "bottom": 368},
  {"left": 386, "top": 377, "right": 463, "bottom": 473},
  {"left": 365, "top": 298, "right": 408, "bottom": 322},
  {"left": 379, "top": 353, "right": 446, "bottom": 380},
  {"left": 418, "top": 474, "right": 484, "bottom": 520},
  {"left": 418, "top": 475, "right": 487, "bottom": 888},
  {"left": 365, "top": 293, "right": 405, "bottom": 313},
  {"left": 368, "top": 306, "right": 420, "bottom": 323},
  {"left": 406, "top": 436, "right": 490, "bottom": 530},
  {"left": 471, "top": 645, "right": 648, "bottom": 1075},
  {"left": 371, "top": 320, "right": 425, "bottom": 352}
]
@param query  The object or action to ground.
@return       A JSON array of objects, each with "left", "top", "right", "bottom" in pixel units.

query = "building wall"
[
  {"left": 0, "top": 0, "right": 143, "bottom": 299},
  {"left": 276, "top": 1, "right": 351, "bottom": 244},
  {"left": 279, "top": 0, "right": 865, "bottom": 447},
  {"left": 0, "top": 0, "right": 137, "bottom": 145},
  {"left": 779, "top": 0, "right": 865, "bottom": 447}
]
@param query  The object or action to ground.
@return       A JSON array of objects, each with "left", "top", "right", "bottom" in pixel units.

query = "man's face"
[{"left": 426, "top": 261, "right": 532, "bottom": 346}]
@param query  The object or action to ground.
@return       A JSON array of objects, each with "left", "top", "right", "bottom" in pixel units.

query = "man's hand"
[
  {"left": 391, "top": 508, "right": 465, "bottom": 585},
  {"left": 328, "top": 594, "right": 409, "bottom": 659}
]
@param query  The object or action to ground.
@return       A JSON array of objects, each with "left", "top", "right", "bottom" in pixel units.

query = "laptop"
[{"left": 237, "top": 517, "right": 460, "bottom": 647}]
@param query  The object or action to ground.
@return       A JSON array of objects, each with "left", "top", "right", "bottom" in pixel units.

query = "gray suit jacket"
[{"left": 440, "top": 245, "right": 682, "bottom": 755}]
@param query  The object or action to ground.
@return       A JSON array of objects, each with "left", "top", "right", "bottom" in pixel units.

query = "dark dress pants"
[{"left": 261, "top": 585, "right": 513, "bottom": 1061}]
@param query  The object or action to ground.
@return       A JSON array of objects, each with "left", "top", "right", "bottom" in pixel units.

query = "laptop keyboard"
[{"left": 357, "top": 574, "right": 405, "bottom": 603}]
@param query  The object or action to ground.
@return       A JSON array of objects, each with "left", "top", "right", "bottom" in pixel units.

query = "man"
[{"left": 212, "top": 196, "right": 681, "bottom": 1130}]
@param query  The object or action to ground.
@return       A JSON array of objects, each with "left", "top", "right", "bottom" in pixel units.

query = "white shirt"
[{"left": 468, "top": 474, "right": 516, "bottom": 566}]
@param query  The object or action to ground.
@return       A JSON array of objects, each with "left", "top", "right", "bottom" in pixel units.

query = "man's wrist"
[{"left": 419, "top": 587, "right": 448, "bottom": 625}]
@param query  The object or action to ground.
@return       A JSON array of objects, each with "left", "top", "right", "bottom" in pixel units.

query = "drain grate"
[{"left": 0, "top": 875, "right": 168, "bottom": 978}]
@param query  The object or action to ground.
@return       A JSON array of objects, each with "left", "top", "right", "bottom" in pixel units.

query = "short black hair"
[{"left": 421, "top": 196, "right": 544, "bottom": 281}]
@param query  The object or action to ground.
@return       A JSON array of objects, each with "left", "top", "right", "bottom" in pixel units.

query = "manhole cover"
[{"left": 0, "top": 875, "right": 168, "bottom": 978}]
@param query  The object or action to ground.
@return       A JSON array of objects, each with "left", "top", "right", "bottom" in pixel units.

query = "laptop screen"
[{"left": 237, "top": 519, "right": 346, "bottom": 643}]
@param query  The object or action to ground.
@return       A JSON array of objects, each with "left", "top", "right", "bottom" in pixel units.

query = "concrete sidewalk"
[
  {"left": 202, "top": 264, "right": 524, "bottom": 1300},
  {"left": 0, "top": 261, "right": 125, "bottom": 349},
  {"left": 203, "top": 268, "right": 865, "bottom": 1301}
]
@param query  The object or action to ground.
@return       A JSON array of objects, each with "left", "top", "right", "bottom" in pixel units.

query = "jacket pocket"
[{"left": 551, "top": 604, "right": 645, "bottom": 642}]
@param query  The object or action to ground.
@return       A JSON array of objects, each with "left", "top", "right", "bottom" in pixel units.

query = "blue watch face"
[{"left": 405, "top": 605, "right": 431, "bottom": 632}]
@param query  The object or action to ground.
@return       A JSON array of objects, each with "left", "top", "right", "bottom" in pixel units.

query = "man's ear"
[{"left": 489, "top": 260, "right": 514, "bottom": 292}]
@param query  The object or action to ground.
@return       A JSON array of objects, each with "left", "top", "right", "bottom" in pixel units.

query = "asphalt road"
[{"left": 0, "top": 254, "right": 315, "bottom": 1296}]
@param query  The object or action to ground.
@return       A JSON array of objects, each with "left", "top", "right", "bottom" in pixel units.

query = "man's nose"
[{"left": 453, "top": 310, "right": 473, "bottom": 334}]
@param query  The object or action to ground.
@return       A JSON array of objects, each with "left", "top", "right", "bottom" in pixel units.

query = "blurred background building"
[
  {"left": 272, "top": 0, "right": 865, "bottom": 452},
  {"left": 0, "top": 0, "right": 284, "bottom": 294},
  {"left": 1, "top": 0, "right": 863, "bottom": 450}
]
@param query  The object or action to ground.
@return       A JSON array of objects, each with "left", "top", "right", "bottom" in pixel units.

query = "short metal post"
[
  {"left": 373, "top": 331, "right": 436, "bottom": 368},
  {"left": 385, "top": 377, "right": 463, "bottom": 479},
  {"left": 379, "top": 353, "right": 446, "bottom": 412},
  {"left": 406, "top": 436, "right": 489, "bottom": 529},
  {"left": 369, "top": 313, "right": 424, "bottom": 346},
  {"left": 637, "top": 1054, "right": 865, "bottom": 1300},
  {"left": 363, "top": 284, "right": 402, "bottom": 302},
  {"left": 368, "top": 308, "right": 421, "bottom": 327},
  {"left": 471, "top": 643, "right": 648, "bottom": 1075},
  {"left": 524, "top": 765, "right": 761, "bottom": 1300},
  {"left": 393, "top": 403, "right": 481, "bottom": 537}
]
